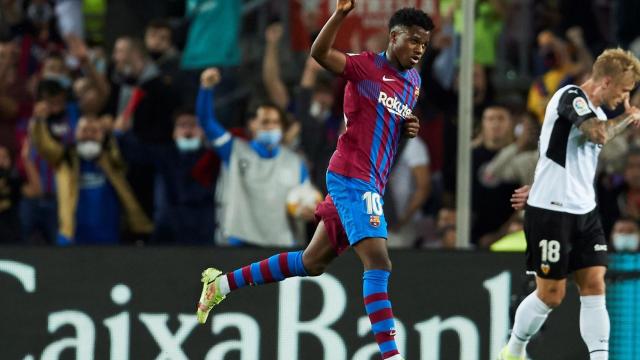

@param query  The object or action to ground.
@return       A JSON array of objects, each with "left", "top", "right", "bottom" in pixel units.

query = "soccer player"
[
  {"left": 500, "top": 49, "right": 640, "bottom": 360},
  {"left": 196, "top": 2, "right": 433, "bottom": 359}
]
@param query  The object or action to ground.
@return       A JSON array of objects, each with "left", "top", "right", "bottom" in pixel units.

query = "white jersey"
[{"left": 528, "top": 85, "right": 607, "bottom": 214}]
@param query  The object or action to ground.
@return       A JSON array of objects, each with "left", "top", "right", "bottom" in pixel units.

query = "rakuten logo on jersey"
[{"left": 378, "top": 92, "right": 412, "bottom": 118}]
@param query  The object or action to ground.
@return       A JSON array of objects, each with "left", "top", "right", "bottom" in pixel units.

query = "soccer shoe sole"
[
  {"left": 497, "top": 346, "right": 525, "bottom": 360},
  {"left": 196, "top": 267, "right": 225, "bottom": 324}
]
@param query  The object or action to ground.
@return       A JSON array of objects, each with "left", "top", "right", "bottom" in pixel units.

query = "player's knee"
[
  {"left": 303, "top": 258, "right": 328, "bottom": 277},
  {"left": 538, "top": 287, "right": 565, "bottom": 308},
  {"left": 364, "top": 257, "right": 392, "bottom": 272},
  {"left": 305, "top": 263, "right": 327, "bottom": 276},
  {"left": 578, "top": 279, "right": 606, "bottom": 296}
]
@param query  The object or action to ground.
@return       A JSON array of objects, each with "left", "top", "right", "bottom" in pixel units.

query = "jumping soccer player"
[
  {"left": 196, "top": 2, "right": 433, "bottom": 359},
  {"left": 500, "top": 49, "right": 640, "bottom": 360}
]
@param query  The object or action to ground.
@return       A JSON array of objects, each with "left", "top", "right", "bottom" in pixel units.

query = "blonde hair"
[{"left": 592, "top": 48, "right": 640, "bottom": 83}]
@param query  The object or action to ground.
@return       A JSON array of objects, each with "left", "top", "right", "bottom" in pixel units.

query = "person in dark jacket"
[{"left": 116, "top": 106, "right": 215, "bottom": 244}]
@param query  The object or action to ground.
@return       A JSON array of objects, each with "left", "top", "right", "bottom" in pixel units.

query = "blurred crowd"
[{"left": 0, "top": 0, "right": 639, "bottom": 253}]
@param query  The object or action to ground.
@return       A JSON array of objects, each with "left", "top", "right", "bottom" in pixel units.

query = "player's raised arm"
[{"left": 310, "top": 0, "right": 355, "bottom": 75}]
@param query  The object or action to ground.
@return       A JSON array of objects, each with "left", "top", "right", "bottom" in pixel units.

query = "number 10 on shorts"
[
  {"left": 362, "top": 191, "right": 383, "bottom": 215},
  {"left": 540, "top": 239, "right": 561, "bottom": 263}
]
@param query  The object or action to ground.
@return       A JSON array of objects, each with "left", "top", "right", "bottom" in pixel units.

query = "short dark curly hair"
[{"left": 388, "top": 8, "right": 435, "bottom": 33}]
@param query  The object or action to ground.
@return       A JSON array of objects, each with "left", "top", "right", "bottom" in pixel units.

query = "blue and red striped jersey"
[{"left": 328, "top": 51, "right": 421, "bottom": 194}]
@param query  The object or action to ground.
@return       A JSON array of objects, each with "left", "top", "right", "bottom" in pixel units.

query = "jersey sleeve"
[
  {"left": 557, "top": 87, "right": 596, "bottom": 128},
  {"left": 403, "top": 138, "right": 430, "bottom": 168},
  {"left": 342, "top": 52, "right": 374, "bottom": 82}
]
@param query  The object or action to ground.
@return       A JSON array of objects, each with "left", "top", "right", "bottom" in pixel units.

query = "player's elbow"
[{"left": 310, "top": 44, "right": 328, "bottom": 65}]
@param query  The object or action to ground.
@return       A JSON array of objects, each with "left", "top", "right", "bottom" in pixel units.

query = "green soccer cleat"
[
  {"left": 196, "top": 267, "right": 226, "bottom": 324},
  {"left": 498, "top": 346, "right": 524, "bottom": 360}
]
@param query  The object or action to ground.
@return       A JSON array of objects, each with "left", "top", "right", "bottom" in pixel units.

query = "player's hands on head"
[
  {"left": 403, "top": 114, "right": 420, "bottom": 138},
  {"left": 265, "top": 22, "right": 284, "bottom": 44},
  {"left": 336, "top": 0, "right": 355, "bottom": 14},
  {"left": 510, "top": 185, "right": 530, "bottom": 210},
  {"left": 200, "top": 68, "right": 221, "bottom": 88},
  {"left": 624, "top": 94, "right": 640, "bottom": 127}
]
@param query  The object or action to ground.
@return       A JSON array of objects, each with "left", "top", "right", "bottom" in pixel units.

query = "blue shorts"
[{"left": 325, "top": 171, "right": 388, "bottom": 246}]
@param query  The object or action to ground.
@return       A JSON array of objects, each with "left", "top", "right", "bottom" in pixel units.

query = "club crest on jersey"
[
  {"left": 378, "top": 91, "right": 412, "bottom": 118},
  {"left": 414, "top": 86, "right": 420, "bottom": 98},
  {"left": 369, "top": 215, "right": 381, "bottom": 227},
  {"left": 572, "top": 97, "right": 591, "bottom": 116},
  {"left": 540, "top": 263, "right": 550, "bottom": 275}
]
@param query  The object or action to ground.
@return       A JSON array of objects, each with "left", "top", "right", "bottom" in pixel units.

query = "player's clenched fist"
[
  {"left": 200, "top": 68, "right": 221, "bottom": 88},
  {"left": 336, "top": 0, "right": 355, "bottom": 14},
  {"left": 403, "top": 114, "right": 420, "bottom": 138},
  {"left": 624, "top": 95, "right": 640, "bottom": 127}
]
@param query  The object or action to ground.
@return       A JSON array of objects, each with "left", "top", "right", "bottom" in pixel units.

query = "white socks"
[
  {"left": 507, "top": 291, "right": 552, "bottom": 356},
  {"left": 219, "top": 275, "right": 231, "bottom": 296},
  {"left": 507, "top": 292, "right": 609, "bottom": 359},
  {"left": 580, "top": 295, "right": 609, "bottom": 360}
]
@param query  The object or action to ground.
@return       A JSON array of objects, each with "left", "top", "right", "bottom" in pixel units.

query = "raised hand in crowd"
[
  {"left": 33, "top": 101, "right": 50, "bottom": 120},
  {"left": 200, "top": 67, "right": 221, "bottom": 88}
]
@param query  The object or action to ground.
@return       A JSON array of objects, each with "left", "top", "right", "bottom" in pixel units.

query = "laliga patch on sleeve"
[{"left": 572, "top": 97, "right": 591, "bottom": 116}]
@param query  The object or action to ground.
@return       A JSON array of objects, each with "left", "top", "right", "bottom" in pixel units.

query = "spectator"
[
  {"left": 65, "top": 34, "right": 109, "bottom": 115},
  {"left": 0, "top": 0, "right": 24, "bottom": 39},
  {"left": 527, "top": 28, "right": 593, "bottom": 122},
  {"left": 296, "top": 57, "right": 342, "bottom": 194},
  {"left": 181, "top": 0, "right": 241, "bottom": 70},
  {"left": 387, "top": 137, "right": 432, "bottom": 248},
  {"left": 116, "top": 106, "right": 216, "bottom": 244},
  {"left": 0, "top": 144, "right": 21, "bottom": 243},
  {"left": 107, "top": 36, "right": 180, "bottom": 218},
  {"left": 30, "top": 108, "right": 152, "bottom": 245},
  {"left": 610, "top": 218, "right": 640, "bottom": 252},
  {"left": 18, "top": 79, "right": 76, "bottom": 245},
  {"left": 108, "top": 36, "right": 177, "bottom": 144},
  {"left": 34, "top": 79, "right": 78, "bottom": 144},
  {"left": 433, "top": 206, "right": 457, "bottom": 249},
  {"left": 73, "top": 77, "right": 105, "bottom": 117},
  {"left": 17, "top": 0, "right": 65, "bottom": 78},
  {"left": 489, "top": 212, "right": 527, "bottom": 252},
  {"left": 34, "top": 52, "right": 72, "bottom": 92},
  {"left": 472, "top": 104, "right": 518, "bottom": 244},
  {"left": 144, "top": 18, "right": 182, "bottom": 85},
  {"left": 481, "top": 111, "right": 541, "bottom": 187},
  {"left": 198, "top": 68, "right": 314, "bottom": 247},
  {"left": 599, "top": 148, "right": 640, "bottom": 236},
  {"left": 0, "top": 39, "right": 25, "bottom": 154}
]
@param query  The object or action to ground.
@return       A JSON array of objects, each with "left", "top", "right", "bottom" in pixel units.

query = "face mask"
[
  {"left": 514, "top": 123, "right": 524, "bottom": 138},
  {"left": 149, "top": 51, "right": 164, "bottom": 61},
  {"left": 77, "top": 141, "right": 102, "bottom": 160},
  {"left": 255, "top": 129, "right": 283, "bottom": 147},
  {"left": 176, "top": 137, "right": 201, "bottom": 152},
  {"left": 612, "top": 233, "right": 640, "bottom": 252},
  {"left": 48, "top": 117, "right": 69, "bottom": 138},
  {"left": 27, "top": 2, "right": 53, "bottom": 24},
  {"left": 310, "top": 101, "right": 330, "bottom": 120},
  {"left": 43, "top": 74, "right": 71, "bottom": 89}
]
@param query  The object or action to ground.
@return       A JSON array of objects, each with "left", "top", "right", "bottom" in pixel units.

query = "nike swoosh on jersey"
[{"left": 382, "top": 75, "right": 395, "bottom": 82}]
